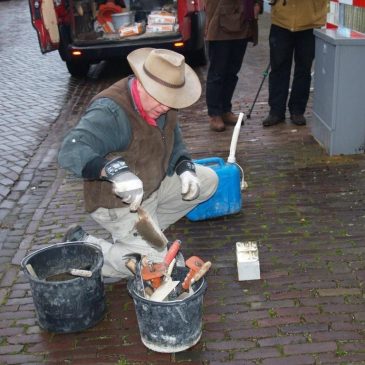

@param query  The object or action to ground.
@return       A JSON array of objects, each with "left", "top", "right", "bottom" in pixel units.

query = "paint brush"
[{"left": 135, "top": 207, "right": 168, "bottom": 249}]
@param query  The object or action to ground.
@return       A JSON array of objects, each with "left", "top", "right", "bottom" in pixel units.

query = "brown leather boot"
[
  {"left": 222, "top": 112, "right": 239, "bottom": 126},
  {"left": 209, "top": 116, "right": 225, "bottom": 132}
]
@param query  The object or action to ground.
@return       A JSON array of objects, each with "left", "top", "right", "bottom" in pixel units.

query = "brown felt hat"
[{"left": 127, "top": 48, "right": 201, "bottom": 109}]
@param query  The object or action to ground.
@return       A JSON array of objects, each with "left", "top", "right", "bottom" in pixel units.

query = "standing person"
[
  {"left": 58, "top": 48, "right": 218, "bottom": 281},
  {"left": 205, "top": 0, "right": 263, "bottom": 132},
  {"left": 262, "top": 0, "right": 328, "bottom": 127}
]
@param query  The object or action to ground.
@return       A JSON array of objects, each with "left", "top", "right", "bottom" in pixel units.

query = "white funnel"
[{"left": 227, "top": 112, "right": 244, "bottom": 164}]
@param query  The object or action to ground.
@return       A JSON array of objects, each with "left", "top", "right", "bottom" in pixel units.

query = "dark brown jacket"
[
  {"left": 83, "top": 78, "right": 177, "bottom": 213},
  {"left": 204, "top": 0, "right": 263, "bottom": 44}
]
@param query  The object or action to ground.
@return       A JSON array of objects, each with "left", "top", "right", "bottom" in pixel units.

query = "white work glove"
[
  {"left": 180, "top": 171, "right": 201, "bottom": 201},
  {"left": 112, "top": 172, "right": 143, "bottom": 211},
  {"left": 103, "top": 158, "right": 143, "bottom": 212}
]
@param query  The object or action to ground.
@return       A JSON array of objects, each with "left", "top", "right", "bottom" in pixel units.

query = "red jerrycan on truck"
[{"left": 29, "top": 0, "right": 207, "bottom": 78}]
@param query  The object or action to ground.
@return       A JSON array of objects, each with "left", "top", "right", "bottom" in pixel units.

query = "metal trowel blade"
[
  {"left": 149, "top": 280, "right": 179, "bottom": 302},
  {"left": 176, "top": 285, "right": 194, "bottom": 300}
]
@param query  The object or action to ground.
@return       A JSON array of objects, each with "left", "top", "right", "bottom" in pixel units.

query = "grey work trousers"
[{"left": 85, "top": 164, "right": 218, "bottom": 278}]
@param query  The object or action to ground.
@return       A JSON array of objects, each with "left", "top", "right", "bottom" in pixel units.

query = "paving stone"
[
  {"left": 0, "top": 288, "right": 9, "bottom": 305},
  {"left": 0, "top": 345, "right": 24, "bottom": 355},
  {"left": 0, "top": 266, "right": 18, "bottom": 287},
  {"left": 283, "top": 341, "right": 337, "bottom": 355}
]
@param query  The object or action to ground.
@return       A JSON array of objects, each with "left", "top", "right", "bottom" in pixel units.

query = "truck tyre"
[
  {"left": 190, "top": 40, "right": 208, "bottom": 67},
  {"left": 187, "top": 11, "right": 207, "bottom": 67},
  {"left": 66, "top": 59, "right": 90, "bottom": 78}
]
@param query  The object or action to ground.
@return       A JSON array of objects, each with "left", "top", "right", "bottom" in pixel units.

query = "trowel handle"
[
  {"left": 69, "top": 269, "right": 92, "bottom": 278},
  {"left": 191, "top": 261, "right": 212, "bottom": 284},
  {"left": 163, "top": 240, "right": 181, "bottom": 266}
]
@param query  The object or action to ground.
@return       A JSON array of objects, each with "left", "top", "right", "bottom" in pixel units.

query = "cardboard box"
[
  {"left": 148, "top": 11, "right": 176, "bottom": 24},
  {"left": 119, "top": 23, "right": 143, "bottom": 37},
  {"left": 146, "top": 24, "right": 175, "bottom": 33}
]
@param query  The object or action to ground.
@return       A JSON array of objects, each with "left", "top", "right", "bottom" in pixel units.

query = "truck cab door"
[{"left": 29, "top": 0, "right": 60, "bottom": 53}]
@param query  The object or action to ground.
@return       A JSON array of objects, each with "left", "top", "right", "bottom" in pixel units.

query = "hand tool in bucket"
[
  {"left": 186, "top": 112, "right": 246, "bottom": 221},
  {"left": 247, "top": 62, "right": 270, "bottom": 119},
  {"left": 181, "top": 256, "right": 205, "bottom": 290},
  {"left": 141, "top": 240, "right": 181, "bottom": 289},
  {"left": 177, "top": 260, "right": 212, "bottom": 300},
  {"left": 149, "top": 258, "right": 179, "bottom": 301},
  {"left": 124, "top": 253, "right": 154, "bottom": 297},
  {"left": 24, "top": 248, "right": 94, "bottom": 281}
]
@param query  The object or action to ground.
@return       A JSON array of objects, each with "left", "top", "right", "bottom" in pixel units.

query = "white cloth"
[{"left": 85, "top": 164, "right": 218, "bottom": 278}]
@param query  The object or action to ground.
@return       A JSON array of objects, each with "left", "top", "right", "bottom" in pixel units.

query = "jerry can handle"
[{"left": 193, "top": 157, "right": 225, "bottom": 167}]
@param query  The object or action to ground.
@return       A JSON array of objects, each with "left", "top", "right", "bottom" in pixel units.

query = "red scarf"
[{"left": 131, "top": 78, "right": 157, "bottom": 127}]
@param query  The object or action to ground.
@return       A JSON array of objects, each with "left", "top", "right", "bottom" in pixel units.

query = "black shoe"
[
  {"left": 63, "top": 224, "right": 88, "bottom": 242},
  {"left": 290, "top": 114, "right": 306, "bottom": 126},
  {"left": 262, "top": 114, "right": 285, "bottom": 127}
]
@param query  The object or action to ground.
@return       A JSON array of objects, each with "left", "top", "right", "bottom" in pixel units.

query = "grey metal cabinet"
[{"left": 311, "top": 28, "right": 365, "bottom": 155}]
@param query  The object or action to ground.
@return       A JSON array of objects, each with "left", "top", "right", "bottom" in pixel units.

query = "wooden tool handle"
[
  {"left": 26, "top": 264, "right": 38, "bottom": 279},
  {"left": 70, "top": 269, "right": 92, "bottom": 278},
  {"left": 125, "top": 259, "right": 136, "bottom": 274},
  {"left": 163, "top": 240, "right": 181, "bottom": 266},
  {"left": 191, "top": 261, "right": 212, "bottom": 284}
]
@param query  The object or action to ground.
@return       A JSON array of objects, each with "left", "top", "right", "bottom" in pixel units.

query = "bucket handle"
[{"left": 20, "top": 240, "right": 101, "bottom": 272}]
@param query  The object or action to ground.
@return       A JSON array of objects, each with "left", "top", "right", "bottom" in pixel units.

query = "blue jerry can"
[{"left": 186, "top": 157, "right": 242, "bottom": 221}]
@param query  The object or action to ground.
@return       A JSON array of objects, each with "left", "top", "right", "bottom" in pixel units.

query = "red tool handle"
[
  {"left": 182, "top": 269, "right": 196, "bottom": 290},
  {"left": 163, "top": 240, "right": 181, "bottom": 266}
]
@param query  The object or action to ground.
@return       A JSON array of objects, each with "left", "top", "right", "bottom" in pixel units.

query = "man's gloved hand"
[
  {"left": 175, "top": 157, "right": 201, "bottom": 201},
  {"left": 179, "top": 171, "right": 200, "bottom": 201},
  {"left": 103, "top": 158, "right": 143, "bottom": 212}
]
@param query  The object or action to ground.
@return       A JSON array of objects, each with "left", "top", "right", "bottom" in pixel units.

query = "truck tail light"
[{"left": 174, "top": 42, "right": 184, "bottom": 48}]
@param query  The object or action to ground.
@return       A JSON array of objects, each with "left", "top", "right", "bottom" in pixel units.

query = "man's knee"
[{"left": 196, "top": 165, "right": 219, "bottom": 201}]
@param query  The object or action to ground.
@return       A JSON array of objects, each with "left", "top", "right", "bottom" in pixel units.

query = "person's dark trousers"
[
  {"left": 206, "top": 39, "right": 248, "bottom": 116},
  {"left": 268, "top": 24, "right": 315, "bottom": 118}
]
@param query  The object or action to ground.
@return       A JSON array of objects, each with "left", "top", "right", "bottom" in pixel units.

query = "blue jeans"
[
  {"left": 268, "top": 24, "right": 315, "bottom": 117},
  {"left": 206, "top": 39, "right": 248, "bottom": 117}
]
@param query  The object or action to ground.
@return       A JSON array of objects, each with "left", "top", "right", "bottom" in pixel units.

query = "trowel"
[
  {"left": 177, "top": 261, "right": 212, "bottom": 300},
  {"left": 141, "top": 239, "right": 181, "bottom": 289},
  {"left": 149, "top": 258, "right": 179, "bottom": 301},
  {"left": 135, "top": 207, "right": 168, "bottom": 249}
]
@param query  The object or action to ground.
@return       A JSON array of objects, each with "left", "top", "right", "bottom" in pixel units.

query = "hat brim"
[{"left": 127, "top": 48, "right": 202, "bottom": 109}]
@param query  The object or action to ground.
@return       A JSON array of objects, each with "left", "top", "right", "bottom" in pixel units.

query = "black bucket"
[
  {"left": 21, "top": 242, "right": 106, "bottom": 333},
  {"left": 127, "top": 267, "right": 207, "bottom": 353}
]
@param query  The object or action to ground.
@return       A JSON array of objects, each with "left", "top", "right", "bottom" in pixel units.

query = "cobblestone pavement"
[
  {"left": 0, "top": 0, "right": 70, "bottom": 210},
  {"left": 1, "top": 2, "right": 365, "bottom": 364}
]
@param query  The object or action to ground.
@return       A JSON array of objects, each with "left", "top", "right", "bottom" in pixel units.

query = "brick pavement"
[
  {"left": 0, "top": 0, "right": 76, "bottom": 259},
  {"left": 1, "top": 6, "right": 365, "bottom": 365}
]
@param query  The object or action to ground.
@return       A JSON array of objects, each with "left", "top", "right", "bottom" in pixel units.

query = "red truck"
[{"left": 29, "top": 0, "right": 207, "bottom": 77}]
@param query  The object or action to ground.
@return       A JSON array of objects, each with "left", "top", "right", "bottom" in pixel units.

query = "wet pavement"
[{"left": 1, "top": 1, "right": 365, "bottom": 364}]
